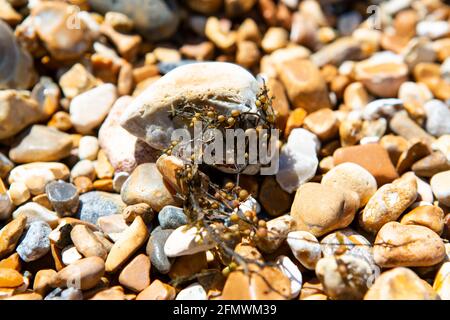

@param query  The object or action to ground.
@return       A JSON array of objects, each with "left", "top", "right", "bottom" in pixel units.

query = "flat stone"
[
  {"left": 105, "top": 216, "right": 149, "bottom": 273},
  {"left": 290, "top": 183, "right": 359, "bottom": 237},
  {"left": 61, "top": 245, "right": 83, "bottom": 265},
  {"left": 364, "top": 267, "right": 438, "bottom": 300},
  {"left": 168, "top": 252, "right": 207, "bottom": 280},
  {"left": 146, "top": 226, "right": 173, "bottom": 274},
  {"left": 53, "top": 257, "right": 105, "bottom": 290},
  {"left": 70, "top": 84, "right": 117, "bottom": 134},
  {"left": 0, "top": 216, "right": 27, "bottom": 259},
  {"left": 121, "top": 163, "right": 177, "bottom": 212},
  {"left": 9, "top": 125, "right": 72, "bottom": 163},
  {"left": 16, "top": 221, "right": 51, "bottom": 262},
  {"left": 120, "top": 62, "right": 259, "bottom": 150},
  {"left": 430, "top": 170, "right": 450, "bottom": 207},
  {"left": 118, "top": 254, "right": 151, "bottom": 292},
  {"left": 77, "top": 191, "right": 126, "bottom": 225},
  {"left": 45, "top": 181, "right": 79, "bottom": 217},
  {"left": 158, "top": 206, "right": 187, "bottom": 230},
  {"left": 0, "top": 90, "right": 45, "bottom": 140},
  {"left": 360, "top": 174, "right": 417, "bottom": 234},
  {"left": 98, "top": 96, "right": 159, "bottom": 173},
  {"left": 97, "top": 214, "right": 128, "bottom": 240},
  {"left": 374, "top": 222, "right": 445, "bottom": 268},
  {"left": 333, "top": 143, "right": 399, "bottom": 186},
  {"left": 0, "top": 253, "right": 20, "bottom": 271},
  {"left": 88, "top": 0, "right": 179, "bottom": 42}
]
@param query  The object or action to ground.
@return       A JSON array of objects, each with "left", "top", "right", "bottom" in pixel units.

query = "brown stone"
[
  {"left": 0, "top": 268, "right": 23, "bottom": 288},
  {"left": 364, "top": 267, "right": 438, "bottom": 300},
  {"left": 89, "top": 286, "right": 126, "bottom": 300},
  {"left": 277, "top": 58, "right": 331, "bottom": 113},
  {"left": 412, "top": 151, "right": 450, "bottom": 177},
  {"left": 70, "top": 225, "right": 108, "bottom": 260},
  {"left": 105, "top": 216, "right": 149, "bottom": 273},
  {"left": 390, "top": 111, "right": 435, "bottom": 146},
  {"left": 169, "top": 252, "right": 207, "bottom": 280},
  {"left": 54, "top": 257, "right": 105, "bottom": 290},
  {"left": 259, "top": 176, "right": 291, "bottom": 217},
  {"left": 285, "top": 108, "right": 307, "bottom": 138},
  {"left": 266, "top": 77, "right": 289, "bottom": 131},
  {"left": 401, "top": 205, "right": 445, "bottom": 235},
  {"left": 33, "top": 269, "right": 57, "bottom": 296},
  {"left": 380, "top": 135, "right": 409, "bottom": 166},
  {"left": 291, "top": 183, "right": 359, "bottom": 237},
  {"left": 374, "top": 222, "right": 445, "bottom": 268},
  {"left": 118, "top": 254, "right": 151, "bottom": 292},
  {"left": 0, "top": 215, "right": 27, "bottom": 259},
  {"left": 221, "top": 264, "right": 291, "bottom": 300},
  {"left": 0, "top": 253, "right": 20, "bottom": 271},
  {"left": 333, "top": 144, "right": 399, "bottom": 186},
  {"left": 236, "top": 41, "right": 260, "bottom": 68},
  {"left": 180, "top": 42, "right": 215, "bottom": 61},
  {"left": 303, "top": 108, "right": 339, "bottom": 141},
  {"left": 396, "top": 140, "right": 431, "bottom": 175},
  {"left": 136, "top": 280, "right": 176, "bottom": 300}
]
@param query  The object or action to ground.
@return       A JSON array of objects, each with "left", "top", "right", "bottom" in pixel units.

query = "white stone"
[
  {"left": 415, "top": 175, "right": 434, "bottom": 203},
  {"left": 0, "top": 193, "right": 13, "bottom": 220},
  {"left": 78, "top": 136, "right": 99, "bottom": 160},
  {"left": 424, "top": 100, "right": 450, "bottom": 137},
  {"left": 8, "top": 182, "right": 30, "bottom": 206},
  {"left": 276, "top": 128, "right": 319, "bottom": 193},
  {"left": 164, "top": 226, "right": 215, "bottom": 258},
  {"left": 430, "top": 170, "right": 450, "bottom": 207},
  {"left": 276, "top": 255, "right": 303, "bottom": 298},
  {"left": 99, "top": 96, "right": 159, "bottom": 173},
  {"left": 8, "top": 162, "right": 69, "bottom": 195},
  {"left": 236, "top": 196, "right": 261, "bottom": 215},
  {"left": 62, "top": 245, "right": 83, "bottom": 265},
  {"left": 362, "top": 98, "right": 403, "bottom": 120},
  {"left": 71, "top": 159, "right": 96, "bottom": 180},
  {"left": 287, "top": 230, "right": 322, "bottom": 270},
  {"left": 417, "top": 21, "right": 450, "bottom": 39},
  {"left": 432, "top": 135, "right": 450, "bottom": 161},
  {"left": 113, "top": 172, "right": 130, "bottom": 193},
  {"left": 175, "top": 282, "right": 207, "bottom": 300},
  {"left": 120, "top": 62, "right": 259, "bottom": 150},
  {"left": 70, "top": 84, "right": 117, "bottom": 134},
  {"left": 12, "top": 202, "right": 59, "bottom": 228}
]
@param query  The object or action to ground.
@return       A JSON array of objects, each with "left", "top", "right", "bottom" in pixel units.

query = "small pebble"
[
  {"left": 16, "top": 221, "right": 51, "bottom": 262},
  {"left": 45, "top": 180, "right": 79, "bottom": 217}
]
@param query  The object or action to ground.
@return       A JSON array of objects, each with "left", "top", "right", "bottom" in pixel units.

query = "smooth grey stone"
[
  {"left": 45, "top": 287, "right": 83, "bottom": 300},
  {"left": 16, "top": 221, "right": 51, "bottom": 262},
  {"left": 88, "top": 0, "right": 179, "bottom": 41},
  {"left": 146, "top": 226, "right": 173, "bottom": 274},
  {"left": 45, "top": 180, "right": 79, "bottom": 217},
  {"left": 77, "top": 191, "right": 126, "bottom": 225},
  {"left": 425, "top": 99, "right": 450, "bottom": 137},
  {"left": 158, "top": 205, "right": 187, "bottom": 229}
]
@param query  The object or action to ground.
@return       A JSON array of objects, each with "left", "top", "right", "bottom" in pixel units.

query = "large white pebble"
[
  {"left": 276, "top": 255, "right": 303, "bottom": 298},
  {"left": 164, "top": 226, "right": 215, "bottom": 257}
]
